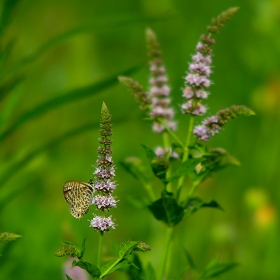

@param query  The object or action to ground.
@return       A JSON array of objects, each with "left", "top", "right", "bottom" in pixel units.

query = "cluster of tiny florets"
[
  {"left": 181, "top": 36, "right": 214, "bottom": 116},
  {"left": 193, "top": 115, "right": 221, "bottom": 141},
  {"left": 146, "top": 28, "right": 177, "bottom": 134},
  {"left": 90, "top": 103, "right": 116, "bottom": 232},
  {"left": 90, "top": 215, "right": 115, "bottom": 232}
]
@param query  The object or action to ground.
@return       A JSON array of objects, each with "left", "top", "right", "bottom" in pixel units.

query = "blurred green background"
[{"left": 0, "top": 0, "right": 279, "bottom": 279}]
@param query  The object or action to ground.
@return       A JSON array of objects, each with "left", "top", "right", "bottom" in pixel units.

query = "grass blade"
[{"left": 0, "top": 64, "right": 141, "bottom": 143}]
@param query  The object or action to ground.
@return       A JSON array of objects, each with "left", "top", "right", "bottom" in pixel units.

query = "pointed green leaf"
[
  {"left": 119, "top": 241, "right": 140, "bottom": 259},
  {"left": 141, "top": 144, "right": 156, "bottom": 161},
  {"left": 166, "top": 158, "right": 204, "bottom": 183},
  {"left": 0, "top": 76, "right": 23, "bottom": 103},
  {"left": 100, "top": 258, "right": 131, "bottom": 277},
  {"left": 185, "top": 250, "right": 196, "bottom": 270},
  {"left": 123, "top": 254, "right": 143, "bottom": 280},
  {"left": 150, "top": 156, "right": 169, "bottom": 182},
  {"left": 72, "top": 260, "right": 101, "bottom": 278},
  {"left": 184, "top": 198, "right": 223, "bottom": 219},
  {"left": 202, "top": 261, "right": 238, "bottom": 278},
  {"left": 65, "top": 275, "right": 73, "bottom": 280},
  {"left": 145, "top": 263, "right": 156, "bottom": 280},
  {"left": 148, "top": 191, "right": 184, "bottom": 227}
]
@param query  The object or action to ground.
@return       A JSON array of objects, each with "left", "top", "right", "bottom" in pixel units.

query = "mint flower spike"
[
  {"left": 118, "top": 76, "right": 151, "bottom": 111},
  {"left": 90, "top": 102, "right": 117, "bottom": 233},
  {"left": 194, "top": 105, "right": 255, "bottom": 141},
  {"left": 181, "top": 7, "right": 239, "bottom": 117},
  {"left": 146, "top": 28, "right": 177, "bottom": 134}
]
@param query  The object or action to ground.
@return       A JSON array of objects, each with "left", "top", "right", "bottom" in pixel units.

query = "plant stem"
[
  {"left": 158, "top": 119, "right": 184, "bottom": 148},
  {"left": 163, "top": 131, "right": 172, "bottom": 192},
  {"left": 188, "top": 181, "right": 199, "bottom": 197},
  {"left": 145, "top": 182, "right": 156, "bottom": 202},
  {"left": 100, "top": 257, "right": 122, "bottom": 278},
  {"left": 176, "top": 116, "right": 194, "bottom": 200},
  {"left": 97, "top": 232, "right": 103, "bottom": 268},
  {"left": 158, "top": 227, "right": 173, "bottom": 280}
]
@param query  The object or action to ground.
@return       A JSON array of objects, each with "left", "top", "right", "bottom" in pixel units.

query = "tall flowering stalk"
[
  {"left": 146, "top": 28, "right": 177, "bottom": 134},
  {"left": 56, "top": 103, "right": 151, "bottom": 279},
  {"left": 90, "top": 102, "right": 117, "bottom": 233},
  {"left": 119, "top": 7, "right": 254, "bottom": 280},
  {"left": 119, "top": 29, "right": 177, "bottom": 159},
  {"left": 90, "top": 102, "right": 117, "bottom": 268}
]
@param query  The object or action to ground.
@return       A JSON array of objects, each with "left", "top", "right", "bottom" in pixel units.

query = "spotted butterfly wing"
[{"left": 63, "top": 181, "right": 94, "bottom": 219}]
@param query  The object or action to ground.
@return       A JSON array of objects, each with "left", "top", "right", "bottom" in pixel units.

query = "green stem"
[
  {"left": 97, "top": 232, "right": 103, "bottom": 268},
  {"left": 144, "top": 182, "right": 156, "bottom": 202},
  {"left": 158, "top": 227, "right": 173, "bottom": 280},
  {"left": 163, "top": 131, "right": 172, "bottom": 192},
  {"left": 100, "top": 257, "right": 122, "bottom": 278},
  {"left": 158, "top": 119, "right": 184, "bottom": 148},
  {"left": 176, "top": 116, "right": 194, "bottom": 200},
  {"left": 188, "top": 181, "right": 199, "bottom": 197}
]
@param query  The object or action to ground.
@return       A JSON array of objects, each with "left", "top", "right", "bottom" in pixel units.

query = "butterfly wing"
[{"left": 63, "top": 181, "right": 94, "bottom": 219}]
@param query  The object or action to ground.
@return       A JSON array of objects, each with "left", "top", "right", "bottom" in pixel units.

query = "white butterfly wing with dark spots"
[{"left": 63, "top": 181, "right": 94, "bottom": 219}]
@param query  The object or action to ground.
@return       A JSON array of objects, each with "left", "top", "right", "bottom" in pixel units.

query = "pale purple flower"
[
  {"left": 150, "top": 107, "right": 175, "bottom": 118},
  {"left": 150, "top": 85, "right": 170, "bottom": 96},
  {"left": 90, "top": 215, "right": 116, "bottom": 232},
  {"left": 181, "top": 39, "right": 214, "bottom": 116},
  {"left": 196, "top": 89, "right": 208, "bottom": 99},
  {"left": 193, "top": 115, "right": 222, "bottom": 141},
  {"left": 192, "top": 104, "right": 207, "bottom": 116},
  {"left": 155, "top": 146, "right": 179, "bottom": 159},
  {"left": 183, "top": 86, "right": 194, "bottom": 99},
  {"left": 152, "top": 122, "right": 165, "bottom": 133},
  {"left": 94, "top": 180, "right": 116, "bottom": 193},
  {"left": 92, "top": 195, "right": 117, "bottom": 211}
]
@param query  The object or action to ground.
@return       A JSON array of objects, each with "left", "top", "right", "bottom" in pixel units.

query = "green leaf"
[
  {"left": 166, "top": 158, "right": 204, "bottom": 183},
  {"left": 0, "top": 0, "right": 21, "bottom": 36},
  {"left": 0, "top": 76, "right": 23, "bottom": 103},
  {"left": 141, "top": 144, "right": 156, "bottom": 161},
  {"left": 100, "top": 258, "right": 132, "bottom": 277},
  {"left": 0, "top": 65, "right": 141, "bottom": 143},
  {"left": 119, "top": 241, "right": 140, "bottom": 259},
  {"left": 72, "top": 260, "right": 101, "bottom": 278},
  {"left": 65, "top": 275, "right": 73, "bottom": 280},
  {"left": 145, "top": 263, "right": 156, "bottom": 280},
  {"left": 202, "top": 260, "right": 238, "bottom": 279},
  {"left": 148, "top": 191, "right": 184, "bottom": 227},
  {"left": 189, "top": 148, "right": 240, "bottom": 184},
  {"left": 150, "top": 156, "right": 169, "bottom": 182},
  {"left": 123, "top": 254, "right": 143, "bottom": 280},
  {"left": 54, "top": 240, "right": 83, "bottom": 259},
  {"left": 184, "top": 198, "right": 223, "bottom": 219},
  {"left": 120, "top": 157, "right": 152, "bottom": 185},
  {"left": 185, "top": 250, "right": 196, "bottom": 270}
]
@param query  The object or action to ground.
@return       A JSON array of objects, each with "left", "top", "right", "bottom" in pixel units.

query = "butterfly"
[{"left": 63, "top": 180, "right": 94, "bottom": 219}]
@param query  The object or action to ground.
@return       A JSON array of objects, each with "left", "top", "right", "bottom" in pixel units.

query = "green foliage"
[
  {"left": 183, "top": 197, "right": 223, "bottom": 219},
  {"left": 65, "top": 275, "right": 73, "bottom": 280},
  {"left": 54, "top": 240, "right": 85, "bottom": 259},
  {"left": 0, "top": 65, "right": 141, "bottom": 143},
  {"left": 72, "top": 260, "right": 101, "bottom": 278},
  {"left": 201, "top": 260, "right": 238, "bottom": 279},
  {"left": 166, "top": 158, "right": 204, "bottom": 183},
  {"left": 148, "top": 191, "right": 184, "bottom": 227}
]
